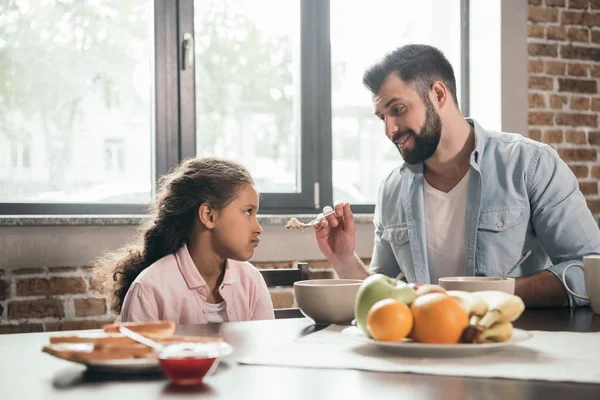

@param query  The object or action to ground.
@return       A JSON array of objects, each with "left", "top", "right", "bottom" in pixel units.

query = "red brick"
[
  {"left": 544, "top": 130, "right": 564, "bottom": 143},
  {"left": 550, "top": 95, "right": 569, "bottom": 108},
  {"left": 562, "top": 11, "right": 600, "bottom": 26},
  {"left": 74, "top": 298, "right": 107, "bottom": 317},
  {"left": 547, "top": 26, "right": 567, "bottom": 40},
  {"left": 529, "top": 93, "right": 546, "bottom": 108},
  {"left": 12, "top": 268, "right": 45, "bottom": 275},
  {"left": 567, "top": 27, "right": 590, "bottom": 42},
  {"left": 529, "top": 129, "right": 542, "bottom": 141},
  {"left": 558, "top": 148, "right": 598, "bottom": 161},
  {"left": 561, "top": 45, "right": 600, "bottom": 61},
  {"left": 529, "top": 43, "right": 559, "bottom": 57},
  {"left": 8, "top": 299, "right": 64, "bottom": 319},
  {"left": 529, "top": 59, "right": 544, "bottom": 73},
  {"left": 546, "top": 61, "right": 566, "bottom": 75},
  {"left": 591, "top": 65, "right": 600, "bottom": 77},
  {"left": 593, "top": 30, "right": 600, "bottom": 43},
  {"left": 566, "top": 130, "right": 588, "bottom": 143},
  {"left": 589, "top": 131, "right": 600, "bottom": 145},
  {"left": 528, "top": 23, "right": 546, "bottom": 38},
  {"left": 547, "top": 0, "right": 566, "bottom": 5},
  {"left": 529, "top": 0, "right": 542, "bottom": 4},
  {"left": 48, "top": 266, "right": 78, "bottom": 273},
  {"left": 592, "top": 98, "right": 600, "bottom": 111},
  {"left": 579, "top": 181, "right": 598, "bottom": 195},
  {"left": 556, "top": 113, "right": 598, "bottom": 126},
  {"left": 0, "top": 324, "right": 44, "bottom": 334},
  {"left": 558, "top": 78, "right": 598, "bottom": 93},
  {"left": 570, "top": 96, "right": 591, "bottom": 110},
  {"left": 593, "top": 0, "right": 600, "bottom": 9},
  {"left": 529, "top": 111, "right": 555, "bottom": 125},
  {"left": 568, "top": 164, "right": 589, "bottom": 177},
  {"left": 568, "top": 63, "right": 589, "bottom": 77},
  {"left": 16, "top": 277, "right": 86, "bottom": 296},
  {"left": 529, "top": 6, "right": 560, "bottom": 22},
  {"left": 269, "top": 290, "right": 294, "bottom": 308},
  {"left": 0, "top": 280, "right": 9, "bottom": 301},
  {"left": 587, "top": 199, "right": 600, "bottom": 214},
  {"left": 569, "top": 0, "right": 590, "bottom": 9},
  {"left": 45, "top": 320, "right": 114, "bottom": 332},
  {"left": 593, "top": 165, "right": 600, "bottom": 178},
  {"left": 529, "top": 76, "right": 555, "bottom": 90}
]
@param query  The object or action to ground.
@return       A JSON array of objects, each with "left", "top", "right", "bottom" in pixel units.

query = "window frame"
[{"left": 0, "top": 0, "right": 469, "bottom": 216}]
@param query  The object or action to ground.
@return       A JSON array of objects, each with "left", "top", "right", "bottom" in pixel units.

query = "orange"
[
  {"left": 410, "top": 293, "right": 469, "bottom": 344},
  {"left": 366, "top": 298, "right": 413, "bottom": 342}
]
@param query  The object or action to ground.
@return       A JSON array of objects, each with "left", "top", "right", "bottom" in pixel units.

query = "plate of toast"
[{"left": 42, "top": 320, "right": 223, "bottom": 373}]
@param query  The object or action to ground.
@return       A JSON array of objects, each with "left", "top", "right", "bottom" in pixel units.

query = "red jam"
[{"left": 159, "top": 356, "right": 217, "bottom": 385}]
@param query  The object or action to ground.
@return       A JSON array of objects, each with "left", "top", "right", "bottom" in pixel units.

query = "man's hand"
[{"left": 313, "top": 202, "right": 370, "bottom": 280}]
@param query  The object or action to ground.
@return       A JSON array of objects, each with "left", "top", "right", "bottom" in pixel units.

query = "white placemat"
[{"left": 239, "top": 325, "right": 600, "bottom": 384}]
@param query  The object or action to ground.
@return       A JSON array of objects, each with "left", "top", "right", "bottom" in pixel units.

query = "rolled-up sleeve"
[
  {"left": 528, "top": 145, "right": 600, "bottom": 307},
  {"left": 121, "top": 283, "right": 159, "bottom": 322}
]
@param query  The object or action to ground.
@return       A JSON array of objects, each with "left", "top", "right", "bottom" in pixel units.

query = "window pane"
[
  {"left": 0, "top": 0, "right": 153, "bottom": 204},
  {"left": 194, "top": 0, "right": 301, "bottom": 193},
  {"left": 330, "top": 0, "right": 462, "bottom": 204}
]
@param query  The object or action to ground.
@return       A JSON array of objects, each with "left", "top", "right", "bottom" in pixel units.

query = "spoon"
[
  {"left": 501, "top": 249, "right": 532, "bottom": 280},
  {"left": 119, "top": 325, "right": 165, "bottom": 351}
]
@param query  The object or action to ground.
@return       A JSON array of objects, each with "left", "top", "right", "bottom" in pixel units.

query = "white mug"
[{"left": 562, "top": 255, "right": 600, "bottom": 315}]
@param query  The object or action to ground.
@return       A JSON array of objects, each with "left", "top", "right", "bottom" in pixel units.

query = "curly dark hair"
[{"left": 92, "top": 157, "right": 254, "bottom": 313}]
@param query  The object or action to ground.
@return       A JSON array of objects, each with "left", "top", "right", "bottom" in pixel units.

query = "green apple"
[{"left": 354, "top": 274, "right": 418, "bottom": 337}]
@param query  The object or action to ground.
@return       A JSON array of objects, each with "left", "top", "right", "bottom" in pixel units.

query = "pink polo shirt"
[{"left": 121, "top": 244, "right": 274, "bottom": 323}]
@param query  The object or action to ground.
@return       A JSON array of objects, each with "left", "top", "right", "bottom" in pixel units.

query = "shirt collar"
[
  {"left": 397, "top": 117, "right": 488, "bottom": 176},
  {"left": 176, "top": 244, "right": 238, "bottom": 289}
]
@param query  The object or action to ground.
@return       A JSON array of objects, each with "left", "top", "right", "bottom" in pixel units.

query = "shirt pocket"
[
  {"left": 476, "top": 208, "right": 528, "bottom": 276},
  {"left": 382, "top": 224, "right": 410, "bottom": 245}
]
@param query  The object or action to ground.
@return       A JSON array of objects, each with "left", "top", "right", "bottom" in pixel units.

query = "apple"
[{"left": 354, "top": 274, "right": 418, "bottom": 337}]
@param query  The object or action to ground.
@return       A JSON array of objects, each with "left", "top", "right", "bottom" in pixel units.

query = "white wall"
[{"left": 0, "top": 222, "right": 375, "bottom": 270}]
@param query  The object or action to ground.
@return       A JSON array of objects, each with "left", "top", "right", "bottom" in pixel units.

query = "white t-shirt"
[
  {"left": 424, "top": 171, "right": 469, "bottom": 284},
  {"left": 206, "top": 301, "right": 229, "bottom": 323}
]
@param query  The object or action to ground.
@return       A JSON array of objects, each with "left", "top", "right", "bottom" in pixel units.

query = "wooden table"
[{"left": 1, "top": 308, "right": 600, "bottom": 400}]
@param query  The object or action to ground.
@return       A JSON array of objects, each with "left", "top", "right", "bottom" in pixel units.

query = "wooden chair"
[{"left": 259, "top": 262, "right": 309, "bottom": 319}]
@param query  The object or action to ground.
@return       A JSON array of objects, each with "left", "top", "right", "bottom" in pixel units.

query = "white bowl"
[
  {"left": 294, "top": 279, "right": 362, "bottom": 325},
  {"left": 438, "top": 276, "right": 515, "bottom": 294}
]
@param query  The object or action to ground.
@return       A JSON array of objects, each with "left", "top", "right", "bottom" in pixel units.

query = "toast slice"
[{"left": 102, "top": 320, "right": 176, "bottom": 336}]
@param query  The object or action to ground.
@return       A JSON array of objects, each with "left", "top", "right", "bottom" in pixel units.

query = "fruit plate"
[{"left": 341, "top": 326, "right": 533, "bottom": 357}]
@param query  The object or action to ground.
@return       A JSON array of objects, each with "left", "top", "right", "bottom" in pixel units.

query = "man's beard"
[{"left": 394, "top": 100, "right": 442, "bottom": 165}]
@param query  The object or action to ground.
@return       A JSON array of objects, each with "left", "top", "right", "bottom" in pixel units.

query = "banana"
[
  {"left": 479, "top": 322, "right": 514, "bottom": 343},
  {"left": 474, "top": 291, "right": 525, "bottom": 328},
  {"left": 461, "top": 322, "right": 514, "bottom": 343},
  {"left": 446, "top": 290, "right": 489, "bottom": 325},
  {"left": 409, "top": 283, "right": 447, "bottom": 296}
]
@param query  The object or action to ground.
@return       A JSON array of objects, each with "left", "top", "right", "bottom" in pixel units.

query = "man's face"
[{"left": 373, "top": 74, "right": 442, "bottom": 164}]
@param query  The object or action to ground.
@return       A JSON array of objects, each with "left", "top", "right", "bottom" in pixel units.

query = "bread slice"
[{"left": 102, "top": 320, "right": 176, "bottom": 336}]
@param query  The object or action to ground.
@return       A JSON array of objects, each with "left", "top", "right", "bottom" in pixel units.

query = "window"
[
  {"left": 0, "top": 0, "right": 468, "bottom": 214},
  {"left": 0, "top": 0, "right": 153, "bottom": 210},
  {"left": 104, "top": 139, "right": 125, "bottom": 172}
]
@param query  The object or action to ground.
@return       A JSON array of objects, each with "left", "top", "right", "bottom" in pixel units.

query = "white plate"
[
  {"left": 83, "top": 358, "right": 161, "bottom": 374},
  {"left": 342, "top": 326, "right": 533, "bottom": 356}
]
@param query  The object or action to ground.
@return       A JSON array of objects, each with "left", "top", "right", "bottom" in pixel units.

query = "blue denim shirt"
[{"left": 371, "top": 119, "right": 600, "bottom": 307}]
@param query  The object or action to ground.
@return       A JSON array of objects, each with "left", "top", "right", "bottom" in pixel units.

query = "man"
[{"left": 313, "top": 44, "right": 599, "bottom": 307}]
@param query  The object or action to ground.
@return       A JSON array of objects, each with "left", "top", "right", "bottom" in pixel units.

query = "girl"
[{"left": 94, "top": 157, "right": 274, "bottom": 323}]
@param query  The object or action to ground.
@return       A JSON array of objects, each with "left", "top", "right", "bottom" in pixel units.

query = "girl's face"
[{"left": 212, "top": 184, "right": 263, "bottom": 261}]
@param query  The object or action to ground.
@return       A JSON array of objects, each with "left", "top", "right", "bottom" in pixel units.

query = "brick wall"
[
  {"left": 0, "top": 259, "right": 370, "bottom": 334},
  {"left": 528, "top": 0, "right": 600, "bottom": 220}
]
